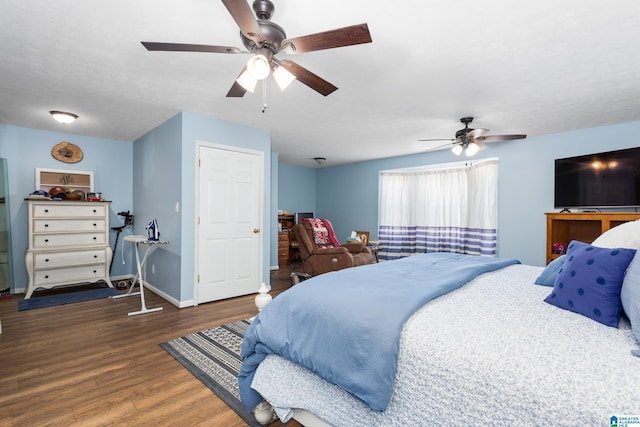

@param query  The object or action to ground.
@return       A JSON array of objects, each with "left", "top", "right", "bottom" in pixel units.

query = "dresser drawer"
[
  {"left": 33, "top": 219, "right": 106, "bottom": 233},
  {"left": 32, "top": 203, "right": 107, "bottom": 218},
  {"left": 278, "top": 233, "right": 289, "bottom": 242},
  {"left": 33, "top": 249, "right": 107, "bottom": 269},
  {"left": 33, "top": 232, "right": 106, "bottom": 248},
  {"left": 34, "top": 264, "right": 107, "bottom": 286}
]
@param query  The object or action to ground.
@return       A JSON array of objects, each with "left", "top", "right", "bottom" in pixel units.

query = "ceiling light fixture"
[
  {"left": 247, "top": 53, "right": 271, "bottom": 80},
  {"left": 465, "top": 142, "right": 480, "bottom": 156},
  {"left": 49, "top": 110, "right": 78, "bottom": 124},
  {"left": 236, "top": 69, "right": 258, "bottom": 93},
  {"left": 314, "top": 157, "right": 326, "bottom": 164},
  {"left": 451, "top": 141, "right": 480, "bottom": 157},
  {"left": 272, "top": 64, "right": 296, "bottom": 90}
]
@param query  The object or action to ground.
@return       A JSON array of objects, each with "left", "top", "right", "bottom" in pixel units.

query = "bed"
[{"left": 239, "top": 226, "right": 640, "bottom": 426}]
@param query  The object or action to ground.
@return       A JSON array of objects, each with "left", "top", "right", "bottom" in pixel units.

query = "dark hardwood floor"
[{"left": 0, "top": 265, "right": 303, "bottom": 427}]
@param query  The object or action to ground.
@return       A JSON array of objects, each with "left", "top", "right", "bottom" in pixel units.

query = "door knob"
[{"left": 253, "top": 228, "right": 260, "bottom": 233}]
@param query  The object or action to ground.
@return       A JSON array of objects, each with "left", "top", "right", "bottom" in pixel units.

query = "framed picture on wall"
[
  {"left": 355, "top": 230, "right": 370, "bottom": 245},
  {"left": 35, "top": 168, "right": 94, "bottom": 193}
]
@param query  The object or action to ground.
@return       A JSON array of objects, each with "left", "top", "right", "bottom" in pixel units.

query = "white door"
[{"left": 197, "top": 144, "right": 263, "bottom": 303}]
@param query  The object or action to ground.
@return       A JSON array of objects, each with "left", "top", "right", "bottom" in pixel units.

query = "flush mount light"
[{"left": 50, "top": 110, "right": 78, "bottom": 124}]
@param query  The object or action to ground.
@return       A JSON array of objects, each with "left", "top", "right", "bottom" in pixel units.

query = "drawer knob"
[
  {"left": 45, "top": 259, "right": 49, "bottom": 262},
  {"left": 45, "top": 275, "right": 49, "bottom": 279},
  {"left": 93, "top": 237, "right": 97, "bottom": 240},
  {"left": 93, "top": 255, "right": 98, "bottom": 258},
  {"left": 93, "top": 223, "right": 97, "bottom": 227},
  {"left": 44, "top": 239, "right": 49, "bottom": 243},
  {"left": 93, "top": 270, "right": 97, "bottom": 274},
  {"left": 44, "top": 224, "right": 49, "bottom": 227},
  {"left": 44, "top": 209, "right": 49, "bottom": 213},
  {"left": 93, "top": 209, "right": 97, "bottom": 213}
]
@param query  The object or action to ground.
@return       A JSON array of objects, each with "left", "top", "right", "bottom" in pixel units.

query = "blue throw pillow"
[
  {"left": 534, "top": 255, "right": 566, "bottom": 287},
  {"left": 621, "top": 252, "right": 640, "bottom": 355},
  {"left": 544, "top": 240, "right": 636, "bottom": 327}
]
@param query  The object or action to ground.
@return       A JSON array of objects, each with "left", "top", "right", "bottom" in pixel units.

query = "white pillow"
[{"left": 591, "top": 220, "right": 640, "bottom": 249}]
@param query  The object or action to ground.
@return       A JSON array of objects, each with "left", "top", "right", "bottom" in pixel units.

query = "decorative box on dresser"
[{"left": 24, "top": 200, "right": 113, "bottom": 298}]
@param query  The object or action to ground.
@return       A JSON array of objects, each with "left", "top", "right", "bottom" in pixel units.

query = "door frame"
[{"left": 194, "top": 140, "right": 265, "bottom": 305}]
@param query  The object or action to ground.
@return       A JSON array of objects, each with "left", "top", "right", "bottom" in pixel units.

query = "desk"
[{"left": 111, "top": 235, "right": 168, "bottom": 316}]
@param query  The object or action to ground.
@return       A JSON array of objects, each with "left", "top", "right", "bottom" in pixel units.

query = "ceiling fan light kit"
[{"left": 141, "top": 0, "right": 372, "bottom": 99}]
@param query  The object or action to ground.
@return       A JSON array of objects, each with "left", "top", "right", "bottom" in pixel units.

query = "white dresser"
[{"left": 24, "top": 200, "right": 113, "bottom": 298}]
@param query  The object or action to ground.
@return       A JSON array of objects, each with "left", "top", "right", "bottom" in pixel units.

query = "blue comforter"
[{"left": 238, "top": 253, "right": 520, "bottom": 413}]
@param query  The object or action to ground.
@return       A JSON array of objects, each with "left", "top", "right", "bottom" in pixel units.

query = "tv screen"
[
  {"left": 554, "top": 147, "right": 640, "bottom": 209},
  {"left": 295, "top": 212, "right": 314, "bottom": 223}
]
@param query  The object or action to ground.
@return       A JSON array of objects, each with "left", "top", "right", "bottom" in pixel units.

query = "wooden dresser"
[
  {"left": 545, "top": 212, "right": 640, "bottom": 264},
  {"left": 24, "top": 200, "right": 113, "bottom": 298},
  {"left": 278, "top": 232, "right": 289, "bottom": 267}
]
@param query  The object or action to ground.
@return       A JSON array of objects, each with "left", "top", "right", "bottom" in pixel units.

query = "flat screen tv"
[
  {"left": 295, "top": 212, "right": 314, "bottom": 223},
  {"left": 554, "top": 147, "right": 640, "bottom": 209}
]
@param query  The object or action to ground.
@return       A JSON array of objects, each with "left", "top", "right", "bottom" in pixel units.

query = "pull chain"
[{"left": 261, "top": 80, "right": 268, "bottom": 113}]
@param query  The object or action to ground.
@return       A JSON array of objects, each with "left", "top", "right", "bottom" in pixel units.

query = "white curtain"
[{"left": 378, "top": 159, "right": 498, "bottom": 260}]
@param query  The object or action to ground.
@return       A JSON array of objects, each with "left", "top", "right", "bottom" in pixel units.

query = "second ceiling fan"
[
  {"left": 420, "top": 117, "right": 527, "bottom": 156},
  {"left": 141, "top": 0, "right": 372, "bottom": 97}
]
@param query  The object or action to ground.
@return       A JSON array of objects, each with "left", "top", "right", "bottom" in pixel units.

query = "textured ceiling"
[{"left": 1, "top": 1, "right": 639, "bottom": 167}]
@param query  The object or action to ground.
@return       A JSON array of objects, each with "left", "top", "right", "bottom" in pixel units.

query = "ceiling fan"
[
  {"left": 141, "top": 0, "right": 372, "bottom": 98},
  {"left": 420, "top": 117, "right": 527, "bottom": 156}
]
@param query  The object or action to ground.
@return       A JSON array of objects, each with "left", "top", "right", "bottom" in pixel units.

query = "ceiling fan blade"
[
  {"left": 278, "top": 60, "right": 338, "bottom": 96},
  {"left": 467, "top": 128, "right": 489, "bottom": 139},
  {"left": 226, "top": 67, "right": 248, "bottom": 98},
  {"left": 418, "top": 138, "right": 456, "bottom": 142},
  {"left": 424, "top": 141, "right": 456, "bottom": 152},
  {"left": 477, "top": 134, "right": 527, "bottom": 142},
  {"left": 283, "top": 23, "right": 372, "bottom": 53},
  {"left": 141, "top": 42, "right": 242, "bottom": 53},
  {"left": 221, "top": 0, "right": 264, "bottom": 43}
]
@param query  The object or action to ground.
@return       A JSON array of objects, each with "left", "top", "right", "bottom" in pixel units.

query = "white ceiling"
[{"left": 1, "top": 1, "right": 639, "bottom": 167}]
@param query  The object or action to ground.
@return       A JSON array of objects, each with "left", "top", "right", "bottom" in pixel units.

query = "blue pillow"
[
  {"left": 621, "top": 252, "right": 640, "bottom": 355},
  {"left": 544, "top": 240, "right": 636, "bottom": 327},
  {"left": 534, "top": 255, "right": 566, "bottom": 287}
]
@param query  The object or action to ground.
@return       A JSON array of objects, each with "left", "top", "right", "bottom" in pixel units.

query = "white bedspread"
[{"left": 251, "top": 265, "right": 640, "bottom": 426}]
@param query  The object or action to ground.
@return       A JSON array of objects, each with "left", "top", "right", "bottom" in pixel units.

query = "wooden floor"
[{"left": 0, "top": 265, "right": 303, "bottom": 427}]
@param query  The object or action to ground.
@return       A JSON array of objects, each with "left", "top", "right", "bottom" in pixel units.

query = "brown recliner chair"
[{"left": 293, "top": 221, "right": 373, "bottom": 276}]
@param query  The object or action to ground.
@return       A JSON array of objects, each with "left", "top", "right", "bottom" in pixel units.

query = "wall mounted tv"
[{"left": 554, "top": 147, "right": 640, "bottom": 209}]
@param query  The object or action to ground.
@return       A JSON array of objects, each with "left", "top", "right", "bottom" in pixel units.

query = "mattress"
[{"left": 251, "top": 264, "right": 640, "bottom": 426}]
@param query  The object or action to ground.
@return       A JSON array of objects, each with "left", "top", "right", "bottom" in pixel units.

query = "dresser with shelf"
[
  {"left": 545, "top": 212, "right": 640, "bottom": 264},
  {"left": 24, "top": 200, "right": 113, "bottom": 298}
]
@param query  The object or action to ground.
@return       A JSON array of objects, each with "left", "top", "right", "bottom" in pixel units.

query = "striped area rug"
[{"left": 160, "top": 319, "right": 268, "bottom": 427}]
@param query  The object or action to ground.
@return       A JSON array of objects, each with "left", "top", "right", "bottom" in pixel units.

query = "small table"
[
  {"left": 368, "top": 245, "right": 380, "bottom": 263},
  {"left": 111, "top": 235, "right": 168, "bottom": 316}
]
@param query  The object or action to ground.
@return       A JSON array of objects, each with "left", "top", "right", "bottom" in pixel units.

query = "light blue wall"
[
  {"left": 278, "top": 163, "right": 317, "bottom": 216},
  {"left": 309, "top": 121, "right": 640, "bottom": 267},
  {"left": 0, "top": 124, "right": 133, "bottom": 292},
  {"left": 131, "top": 113, "right": 183, "bottom": 300}
]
